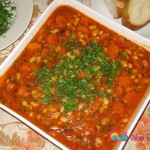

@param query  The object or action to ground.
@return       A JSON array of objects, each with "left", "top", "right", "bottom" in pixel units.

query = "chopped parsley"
[
  {"left": 61, "top": 99, "right": 78, "bottom": 113},
  {"left": 0, "top": 0, "right": 16, "bottom": 36},
  {"left": 35, "top": 35, "right": 122, "bottom": 112}
]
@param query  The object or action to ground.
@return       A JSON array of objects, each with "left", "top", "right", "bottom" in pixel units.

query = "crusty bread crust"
[
  {"left": 122, "top": 0, "right": 150, "bottom": 30},
  {"left": 116, "top": 0, "right": 126, "bottom": 18},
  {"left": 104, "top": 0, "right": 126, "bottom": 19}
]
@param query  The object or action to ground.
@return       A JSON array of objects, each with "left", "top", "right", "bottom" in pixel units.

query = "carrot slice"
[
  {"left": 56, "top": 15, "right": 67, "bottom": 28},
  {"left": 27, "top": 43, "right": 41, "bottom": 51},
  {"left": 38, "top": 28, "right": 46, "bottom": 35},
  {"left": 47, "top": 34, "right": 57, "bottom": 45},
  {"left": 0, "top": 75, "right": 7, "bottom": 87},
  {"left": 78, "top": 71, "right": 85, "bottom": 79},
  {"left": 125, "top": 92, "right": 139, "bottom": 107},
  {"left": 119, "top": 75, "right": 132, "bottom": 87},
  {"left": 41, "top": 48, "right": 50, "bottom": 58},
  {"left": 20, "top": 65, "right": 31, "bottom": 74},
  {"left": 106, "top": 44, "right": 119, "bottom": 59},
  {"left": 112, "top": 102, "right": 124, "bottom": 113},
  {"left": 116, "top": 86, "right": 124, "bottom": 95},
  {"left": 77, "top": 26, "right": 89, "bottom": 34},
  {"left": 99, "top": 33, "right": 110, "bottom": 41},
  {"left": 17, "top": 85, "right": 28, "bottom": 97}
]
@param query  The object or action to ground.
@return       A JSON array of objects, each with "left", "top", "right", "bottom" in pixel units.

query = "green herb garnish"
[
  {"left": 35, "top": 35, "right": 122, "bottom": 112},
  {"left": 0, "top": 0, "right": 16, "bottom": 36},
  {"left": 61, "top": 99, "right": 78, "bottom": 113}
]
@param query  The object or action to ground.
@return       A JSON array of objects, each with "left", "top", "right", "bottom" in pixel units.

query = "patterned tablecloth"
[{"left": 0, "top": 0, "right": 150, "bottom": 150}]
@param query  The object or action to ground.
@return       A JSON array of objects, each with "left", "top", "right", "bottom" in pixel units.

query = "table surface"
[{"left": 0, "top": 0, "right": 150, "bottom": 150}]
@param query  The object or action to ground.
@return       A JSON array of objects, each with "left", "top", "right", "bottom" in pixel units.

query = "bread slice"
[
  {"left": 122, "top": 0, "right": 150, "bottom": 30},
  {"left": 104, "top": 0, "right": 126, "bottom": 19}
]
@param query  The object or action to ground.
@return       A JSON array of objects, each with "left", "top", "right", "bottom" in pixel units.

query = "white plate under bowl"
[
  {"left": 92, "top": 0, "right": 150, "bottom": 40},
  {"left": 0, "top": 0, "right": 33, "bottom": 51}
]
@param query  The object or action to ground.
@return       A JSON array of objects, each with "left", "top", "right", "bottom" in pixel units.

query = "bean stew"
[{"left": 0, "top": 5, "right": 150, "bottom": 150}]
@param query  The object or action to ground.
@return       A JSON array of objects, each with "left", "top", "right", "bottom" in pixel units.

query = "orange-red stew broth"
[{"left": 0, "top": 6, "right": 150, "bottom": 150}]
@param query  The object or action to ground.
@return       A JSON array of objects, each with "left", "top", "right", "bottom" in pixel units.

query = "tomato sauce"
[{"left": 0, "top": 6, "right": 150, "bottom": 150}]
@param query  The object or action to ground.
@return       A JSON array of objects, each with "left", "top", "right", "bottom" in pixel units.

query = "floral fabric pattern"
[
  {"left": 0, "top": 0, "right": 149, "bottom": 150},
  {"left": 124, "top": 107, "right": 150, "bottom": 150}
]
